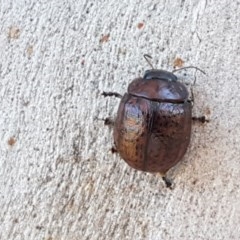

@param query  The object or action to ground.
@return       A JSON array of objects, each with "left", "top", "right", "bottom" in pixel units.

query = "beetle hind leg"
[
  {"left": 111, "top": 146, "right": 118, "bottom": 154},
  {"left": 162, "top": 176, "right": 173, "bottom": 190}
]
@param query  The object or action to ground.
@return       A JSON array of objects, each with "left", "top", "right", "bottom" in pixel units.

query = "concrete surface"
[{"left": 0, "top": 0, "right": 240, "bottom": 239}]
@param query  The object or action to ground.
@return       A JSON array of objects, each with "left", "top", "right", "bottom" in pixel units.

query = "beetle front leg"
[
  {"left": 189, "top": 88, "right": 209, "bottom": 123},
  {"left": 101, "top": 91, "right": 120, "bottom": 126},
  {"left": 102, "top": 91, "right": 122, "bottom": 98},
  {"left": 96, "top": 117, "right": 115, "bottom": 126},
  {"left": 187, "top": 87, "right": 194, "bottom": 106}
]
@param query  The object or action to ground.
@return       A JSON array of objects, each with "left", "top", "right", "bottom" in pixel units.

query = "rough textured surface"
[{"left": 0, "top": 1, "right": 240, "bottom": 239}]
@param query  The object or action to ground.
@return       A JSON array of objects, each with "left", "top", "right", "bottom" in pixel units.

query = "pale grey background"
[{"left": 0, "top": 0, "right": 240, "bottom": 239}]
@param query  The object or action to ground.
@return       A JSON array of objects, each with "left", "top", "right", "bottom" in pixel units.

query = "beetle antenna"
[
  {"left": 172, "top": 66, "right": 206, "bottom": 75},
  {"left": 144, "top": 54, "right": 154, "bottom": 69}
]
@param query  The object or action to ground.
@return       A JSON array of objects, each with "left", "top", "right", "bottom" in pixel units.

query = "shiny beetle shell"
[{"left": 113, "top": 69, "right": 192, "bottom": 174}]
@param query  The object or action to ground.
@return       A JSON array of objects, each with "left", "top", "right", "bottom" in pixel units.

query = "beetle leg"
[
  {"left": 162, "top": 176, "right": 173, "bottom": 190},
  {"left": 111, "top": 146, "right": 118, "bottom": 154},
  {"left": 96, "top": 117, "right": 115, "bottom": 126},
  {"left": 189, "top": 88, "right": 209, "bottom": 123},
  {"left": 103, "top": 117, "right": 115, "bottom": 126},
  {"left": 192, "top": 116, "right": 209, "bottom": 123},
  {"left": 187, "top": 87, "right": 194, "bottom": 106},
  {"left": 102, "top": 91, "right": 122, "bottom": 98}
]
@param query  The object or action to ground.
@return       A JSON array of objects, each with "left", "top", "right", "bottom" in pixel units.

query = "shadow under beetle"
[{"left": 103, "top": 55, "right": 207, "bottom": 189}]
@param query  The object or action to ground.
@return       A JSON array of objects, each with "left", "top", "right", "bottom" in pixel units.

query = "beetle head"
[
  {"left": 143, "top": 54, "right": 178, "bottom": 82},
  {"left": 143, "top": 69, "right": 177, "bottom": 82}
]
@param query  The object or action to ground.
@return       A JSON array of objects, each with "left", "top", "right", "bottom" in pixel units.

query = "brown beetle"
[{"left": 103, "top": 55, "right": 206, "bottom": 188}]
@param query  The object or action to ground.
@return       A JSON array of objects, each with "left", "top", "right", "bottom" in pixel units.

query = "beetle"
[{"left": 103, "top": 55, "right": 207, "bottom": 188}]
